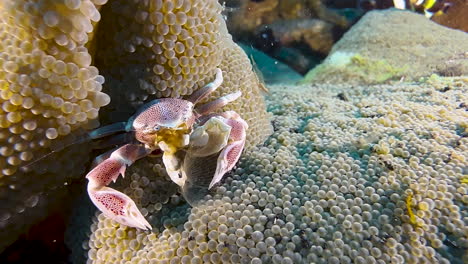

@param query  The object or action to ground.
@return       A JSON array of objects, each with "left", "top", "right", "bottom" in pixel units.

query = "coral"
[
  {"left": 72, "top": 77, "right": 467, "bottom": 263},
  {"left": 303, "top": 0, "right": 349, "bottom": 27},
  {"left": 225, "top": 0, "right": 348, "bottom": 73},
  {"left": 435, "top": 52, "right": 468, "bottom": 77},
  {"left": 303, "top": 9, "right": 468, "bottom": 85},
  {"left": 227, "top": 0, "right": 279, "bottom": 34},
  {"left": 228, "top": 0, "right": 348, "bottom": 35}
]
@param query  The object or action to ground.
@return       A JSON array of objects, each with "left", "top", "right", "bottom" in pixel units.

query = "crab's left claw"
[
  {"left": 86, "top": 144, "right": 152, "bottom": 230},
  {"left": 88, "top": 186, "right": 152, "bottom": 230},
  {"left": 209, "top": 111, "right": 248, "bottom": 189}
]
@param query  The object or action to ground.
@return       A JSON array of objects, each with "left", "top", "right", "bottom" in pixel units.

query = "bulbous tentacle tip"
[{"left": 87, "top": 186, "right": 152, "bottom": 231}]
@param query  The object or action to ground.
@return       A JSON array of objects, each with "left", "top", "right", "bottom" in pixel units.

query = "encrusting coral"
[
  {"left": 68, "top": 76, "right": 467, "bottom": 264},
  {"left": 257, "top": 18, "right": 336, "bottom": 55},
  {"left": 0, "top": 0, "right": 271, "bottom": 253}
]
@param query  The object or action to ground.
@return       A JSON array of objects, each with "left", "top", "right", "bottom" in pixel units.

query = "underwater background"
[{"left": 0, "top": 0, "right": 467, "bottom": 263}]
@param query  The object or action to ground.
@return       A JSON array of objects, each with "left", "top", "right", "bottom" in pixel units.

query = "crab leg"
[
  {"left": 196, "top": 91, "right": 242, "bottom": 116},
  {"left": 208, "top": 111, "right": 249, "bottom": 189},
  {"left": 187, "top": 68, "right": 223, "bottom": 104},
  {"left": 89, "top": 133, "right": 136, "bottom": 169},
  {"left": 86, "top": 144, "right": 152, "bottom": 230}
]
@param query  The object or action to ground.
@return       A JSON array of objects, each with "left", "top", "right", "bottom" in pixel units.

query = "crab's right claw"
[
  {"left": 87, "top": 186, "right": 152, "bottom": 230},
  {"left": 208, "top": 111, "right": 249, "bottom": 189},
  {"left": 189, "top": 116, "right": 231, "bottom": 157}
]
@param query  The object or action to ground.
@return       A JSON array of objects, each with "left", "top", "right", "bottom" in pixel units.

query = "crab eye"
[{"left": 154, "top": 126, "right": 160, "bottom": 131}]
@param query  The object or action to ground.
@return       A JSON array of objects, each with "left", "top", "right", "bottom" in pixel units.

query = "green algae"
[{"left": 302, "top": 52, "right": 409, "bottom": 85}]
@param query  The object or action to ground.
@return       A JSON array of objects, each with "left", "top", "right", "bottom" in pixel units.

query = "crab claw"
[
  {"left": 208, "top": 111, "right": 249, "bottom": 189},
  {"left": 87, "top": 186, "right": 152, "bottom": 230},
  {"left": 86, "top": 144, "right": 152, "bottom": 230},
  {"left": 189, "top": 116, "right": 232, "bottom": 157}
]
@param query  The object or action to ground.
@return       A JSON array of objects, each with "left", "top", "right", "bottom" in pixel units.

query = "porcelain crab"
[{"left": 85, "top": 69, "right": 248, "bottom": 230}]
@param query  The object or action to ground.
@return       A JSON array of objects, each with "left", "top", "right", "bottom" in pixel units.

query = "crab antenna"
[
  {"left": 186, "top": 68, "right": 223, "bottom": 104},
  {"left": 93, "top": 131, "right": 136, "bottom": 150},
  {"left": 88, "top": 121, "right": 128, "bottom": 139},
  {"left": 22, "top": 122, "right": 128, "bottom": 170}
]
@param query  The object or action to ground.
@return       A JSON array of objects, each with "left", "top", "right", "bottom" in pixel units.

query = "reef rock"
[
  {"left": 257, "top": 18, "right": 336, "bottom": 55},
  {"left": 303, "top": 9, "right": 468, "bottom": 85}
]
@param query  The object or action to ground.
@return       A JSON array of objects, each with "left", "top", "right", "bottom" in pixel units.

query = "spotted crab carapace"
[{"left": 84, "top": 69, "right": 248, "bottom": 230}]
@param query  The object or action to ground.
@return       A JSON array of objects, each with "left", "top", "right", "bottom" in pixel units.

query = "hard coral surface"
[
  {"left": 303, "top": 9, "right": 468, "bottom": 85},
  {"left": 72, "top": 77, "right": 467, "bottom": 264},
  {"left": 258, "top": 18, "right": 335, "bottom": 55}
]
